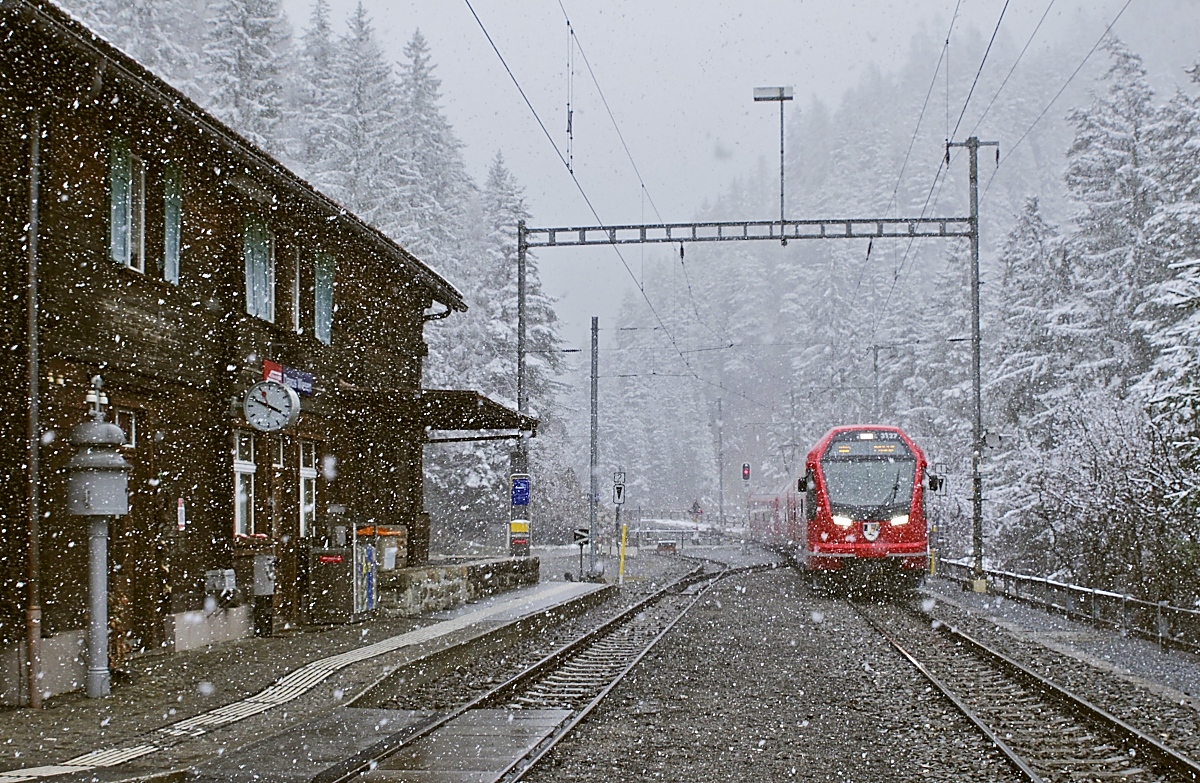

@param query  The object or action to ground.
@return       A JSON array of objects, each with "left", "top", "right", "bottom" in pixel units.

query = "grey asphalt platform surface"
[
  {"left": 0, "top": 574, "right": 609, "bottom": 783},
  {"left": 922, "top": 576, "right": 1200, "bottom": 709}
]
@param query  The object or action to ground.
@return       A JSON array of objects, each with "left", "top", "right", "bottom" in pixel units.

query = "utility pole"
[
  {"left": 717, "top": 398, "right": 724, "bottom": 527},
  {"left": 516, "top": 219, "right": 527, "bottom": 416},
  {"left": 948, "top": 136, "right": 999, "bottom": 594},
  {"left": 589, "top": 316, "right": 598, "bottom": 577}
]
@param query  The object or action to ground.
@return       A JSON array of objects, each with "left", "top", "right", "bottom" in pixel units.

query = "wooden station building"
[{"left": 0, "top": 0, "right": 535, "bottom": 705}]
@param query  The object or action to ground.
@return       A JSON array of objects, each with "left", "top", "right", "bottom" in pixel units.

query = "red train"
[{"left": 748, "top": 425, "right": 937, "bottom": 591}]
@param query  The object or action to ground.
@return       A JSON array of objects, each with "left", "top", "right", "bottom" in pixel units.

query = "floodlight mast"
[{"left": 754, "top": 86, "right": 793, "bottom": 237}]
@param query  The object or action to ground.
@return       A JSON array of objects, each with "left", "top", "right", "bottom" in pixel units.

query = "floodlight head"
[{"left": 753, "top": 86, "right": 794, "bottom": 102}]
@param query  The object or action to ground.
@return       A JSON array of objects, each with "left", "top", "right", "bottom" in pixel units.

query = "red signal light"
[{"left": 742, "top": 463, "right": 750, "bottom": 481}]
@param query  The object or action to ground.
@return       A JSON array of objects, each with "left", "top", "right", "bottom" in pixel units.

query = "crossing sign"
[{"left": 613, "top": 484, "right": 625, "bottom": 505}]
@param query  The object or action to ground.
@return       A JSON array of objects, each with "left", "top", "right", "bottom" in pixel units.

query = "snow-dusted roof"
[{"left": 10, "top": 0, "right": 466, "bottom": 313}]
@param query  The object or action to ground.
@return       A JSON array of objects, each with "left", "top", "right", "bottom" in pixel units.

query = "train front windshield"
[{"left": 820, "top": 457, "right": 915, "bottom": 514}]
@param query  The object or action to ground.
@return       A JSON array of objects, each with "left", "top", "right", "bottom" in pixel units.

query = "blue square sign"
[{"left": 511, "top": 475, "right": 531, "bottom": 506}]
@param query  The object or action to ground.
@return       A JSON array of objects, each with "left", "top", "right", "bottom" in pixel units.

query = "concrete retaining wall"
[
  {"left": 166, "top": 605, "right": 253, "bottom": 653},
  {"left": 0, "top": 630, "right": 85, "bottom": 707}
]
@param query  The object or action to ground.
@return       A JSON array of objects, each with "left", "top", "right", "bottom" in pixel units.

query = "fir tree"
[
  {"left": 204, "top": 0, "right": 290, "bottom": 151},
  {"left": 1063, "top": 35, "right": 1161, "bottom": 389},
  {"left": 319, "top": 3, "right": 412, "bottom": 229},
  {"left": 1138, "top": 64, "right": 1200, "bottom": 506},
  {"left": 395, "top": 29, "right": 471, "bottom": 268}
]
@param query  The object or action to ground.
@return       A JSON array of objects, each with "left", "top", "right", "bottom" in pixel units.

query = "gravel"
[{"left": 524, "top": 568, "right": 1020, "bottom": 783}]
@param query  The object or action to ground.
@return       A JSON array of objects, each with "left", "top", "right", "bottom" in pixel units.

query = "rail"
[{"left": 937, "top": 559, "right": 1200, "bottom": 655}]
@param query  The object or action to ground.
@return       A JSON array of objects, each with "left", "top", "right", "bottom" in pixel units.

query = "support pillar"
[{"left": 86, "top": 517, "right": 110, "bottom": 698}]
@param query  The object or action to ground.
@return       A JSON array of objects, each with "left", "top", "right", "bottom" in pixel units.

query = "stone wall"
[{"left": 377, "top": 557, "right": 539, "bottom": 617}]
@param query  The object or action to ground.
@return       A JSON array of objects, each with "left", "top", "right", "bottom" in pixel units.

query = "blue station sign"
[{"left": 511, "top": 474, "right": 531, "bottom": 506}]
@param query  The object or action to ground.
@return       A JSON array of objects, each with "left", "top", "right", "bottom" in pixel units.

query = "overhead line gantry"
[{"left": 516, "top": 136, "right": 996, "bottom": 592}]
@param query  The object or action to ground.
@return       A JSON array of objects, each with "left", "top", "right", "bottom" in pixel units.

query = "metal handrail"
[{"left": 937, "top": 559, "right": 1200, "bottom": 655}]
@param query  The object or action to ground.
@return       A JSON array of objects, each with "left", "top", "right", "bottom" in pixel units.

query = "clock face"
[{"left": 243, "top": 380, "right": 301, "bottom": 432}]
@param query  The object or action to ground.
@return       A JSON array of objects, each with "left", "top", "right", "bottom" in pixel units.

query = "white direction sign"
[{"left": 613, "top": 471, "right": 626, "bottom": 485}]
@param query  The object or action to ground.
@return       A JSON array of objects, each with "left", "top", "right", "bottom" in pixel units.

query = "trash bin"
[{"left": 307, "top": 542, "right": 375, "bottom": 623}]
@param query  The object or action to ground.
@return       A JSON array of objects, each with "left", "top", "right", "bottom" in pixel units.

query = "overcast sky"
[{"left": 280, "top": 0, "right": 1200, "bottom": 357}]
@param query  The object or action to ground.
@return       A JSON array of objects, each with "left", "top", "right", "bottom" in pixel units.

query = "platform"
[{"left": 0, "top": 581, "right": 611, "bottom": 783}]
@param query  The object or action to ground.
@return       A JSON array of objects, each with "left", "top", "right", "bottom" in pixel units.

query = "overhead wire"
[
  {"left": 879, "top": 0, "right": 1011, "bottom": 322},
  {"left": 463, "top": 0, "right": 773, "bottom": 412},
  {"left": 968, "top": 0, "right": 1057, "bottom": 137},
  {"left": 555, "top": 0, "right": 729, "bottom": 345},
  {"left": 851, "top": 0, "right": 962, "bottom": 303},
  {"left": 981, "top": 0, "right": 1136, "bottom": 202},
  {"left": 948, "top": 0, "right": 1011, "bottom": 143}
]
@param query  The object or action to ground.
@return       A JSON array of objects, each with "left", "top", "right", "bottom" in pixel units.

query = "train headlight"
[
  {"left": 890, "top": 514, "right": 910, "bottom": 526},
  {"left": 831, "top": 515, "right": 853, "bottom": 528}
]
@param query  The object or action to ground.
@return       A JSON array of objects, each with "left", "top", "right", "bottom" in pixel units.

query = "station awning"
[
  {"left": 335, "top": 382, "right": 537, "bottom": 440},
  {"left": 417, "top": 389, "right": 538, "bottom": 435}
]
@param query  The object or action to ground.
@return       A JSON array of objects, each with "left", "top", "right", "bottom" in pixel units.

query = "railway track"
[
  {"left": 857, "top": 601, "right": 1200, "bottom": 783},
  {"left": 321, "top": 561, "right": 769, "bottom": 783}
]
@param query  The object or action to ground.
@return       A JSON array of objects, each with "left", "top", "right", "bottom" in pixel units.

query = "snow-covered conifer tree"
[
  {"left": 317, "top": 3, "right": 412, "bottom": 228},
  {"left": 203, "top": 0, "right": 290, "bottom": 151},
  {"left": 1063, "top": 35, "right": 1161, "bottom": 389}
]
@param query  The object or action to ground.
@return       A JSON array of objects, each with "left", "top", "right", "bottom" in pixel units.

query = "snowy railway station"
[{"left": 2, "top": 0, "right": 1200, "bottom": 781}]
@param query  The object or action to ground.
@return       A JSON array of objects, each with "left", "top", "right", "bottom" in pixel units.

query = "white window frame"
[
  {"left": 233, "top": 431, "right": 257, "bottom": 536},
  {"left": 299, "top": 441, "right": 317, "bottom": 539},
  {"left": 272, "top": 436, "right": 287, "bottom": 469},
  {"left": 113, "top": 408, "right": 137, "bottom": 449}
]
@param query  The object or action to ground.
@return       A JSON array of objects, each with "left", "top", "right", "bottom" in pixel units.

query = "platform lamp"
[
  {"left": 66, "top": 376, "right": 130, "bottom": 698},
  {"left": 753, "top": 86, "right": 794, "bottom": 242}
]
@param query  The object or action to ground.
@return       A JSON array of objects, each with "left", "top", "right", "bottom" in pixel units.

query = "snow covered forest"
[
  {"left": 64, "top": 0, "right": 1199, "bottom": 603},
  {"left": 599, "top": 29, "right": 1200, "bottom": 605}
]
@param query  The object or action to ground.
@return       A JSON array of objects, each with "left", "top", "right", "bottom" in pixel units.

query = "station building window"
[
  {"left": 110, "top": 138, "right": 183, "bottom": 284},
  {"left": 112, "top": 408, "right": 137, "bottom": 448},
  {"left": 233, "top": 430, "right": 257, "bottom": 536},
  {"left": 272, "top": 436, "right": 288, "bottom": 469},
  {"left": 299, "top": 441, "right": 317, "bottom": 538},
  {"left": 108, "top": 139, "right": 145, "bottom": 272},
  {"left": 243, "top": 216, "right": 275, "bottom": 322},
  {"left": 163, "top": 165, "right": 182, "bottom": 285}
]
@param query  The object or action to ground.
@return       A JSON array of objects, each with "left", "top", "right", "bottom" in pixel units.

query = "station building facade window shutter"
[
  {"left": 163, "top": 164, "right": 182, "bottom": 284},
  {"left": 314, "top": 251, "right": 334, "bottom": 344},
  {"left": 243, "top": 216, "right": 275, "bottom": 321}
]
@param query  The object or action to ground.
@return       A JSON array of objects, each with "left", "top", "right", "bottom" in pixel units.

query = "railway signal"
[
  {"left": 742, "top": 463, "right": 751, "bottom": 482},
  {"left": 574, "top": 527, "right": 589, "bottom": 581}
]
